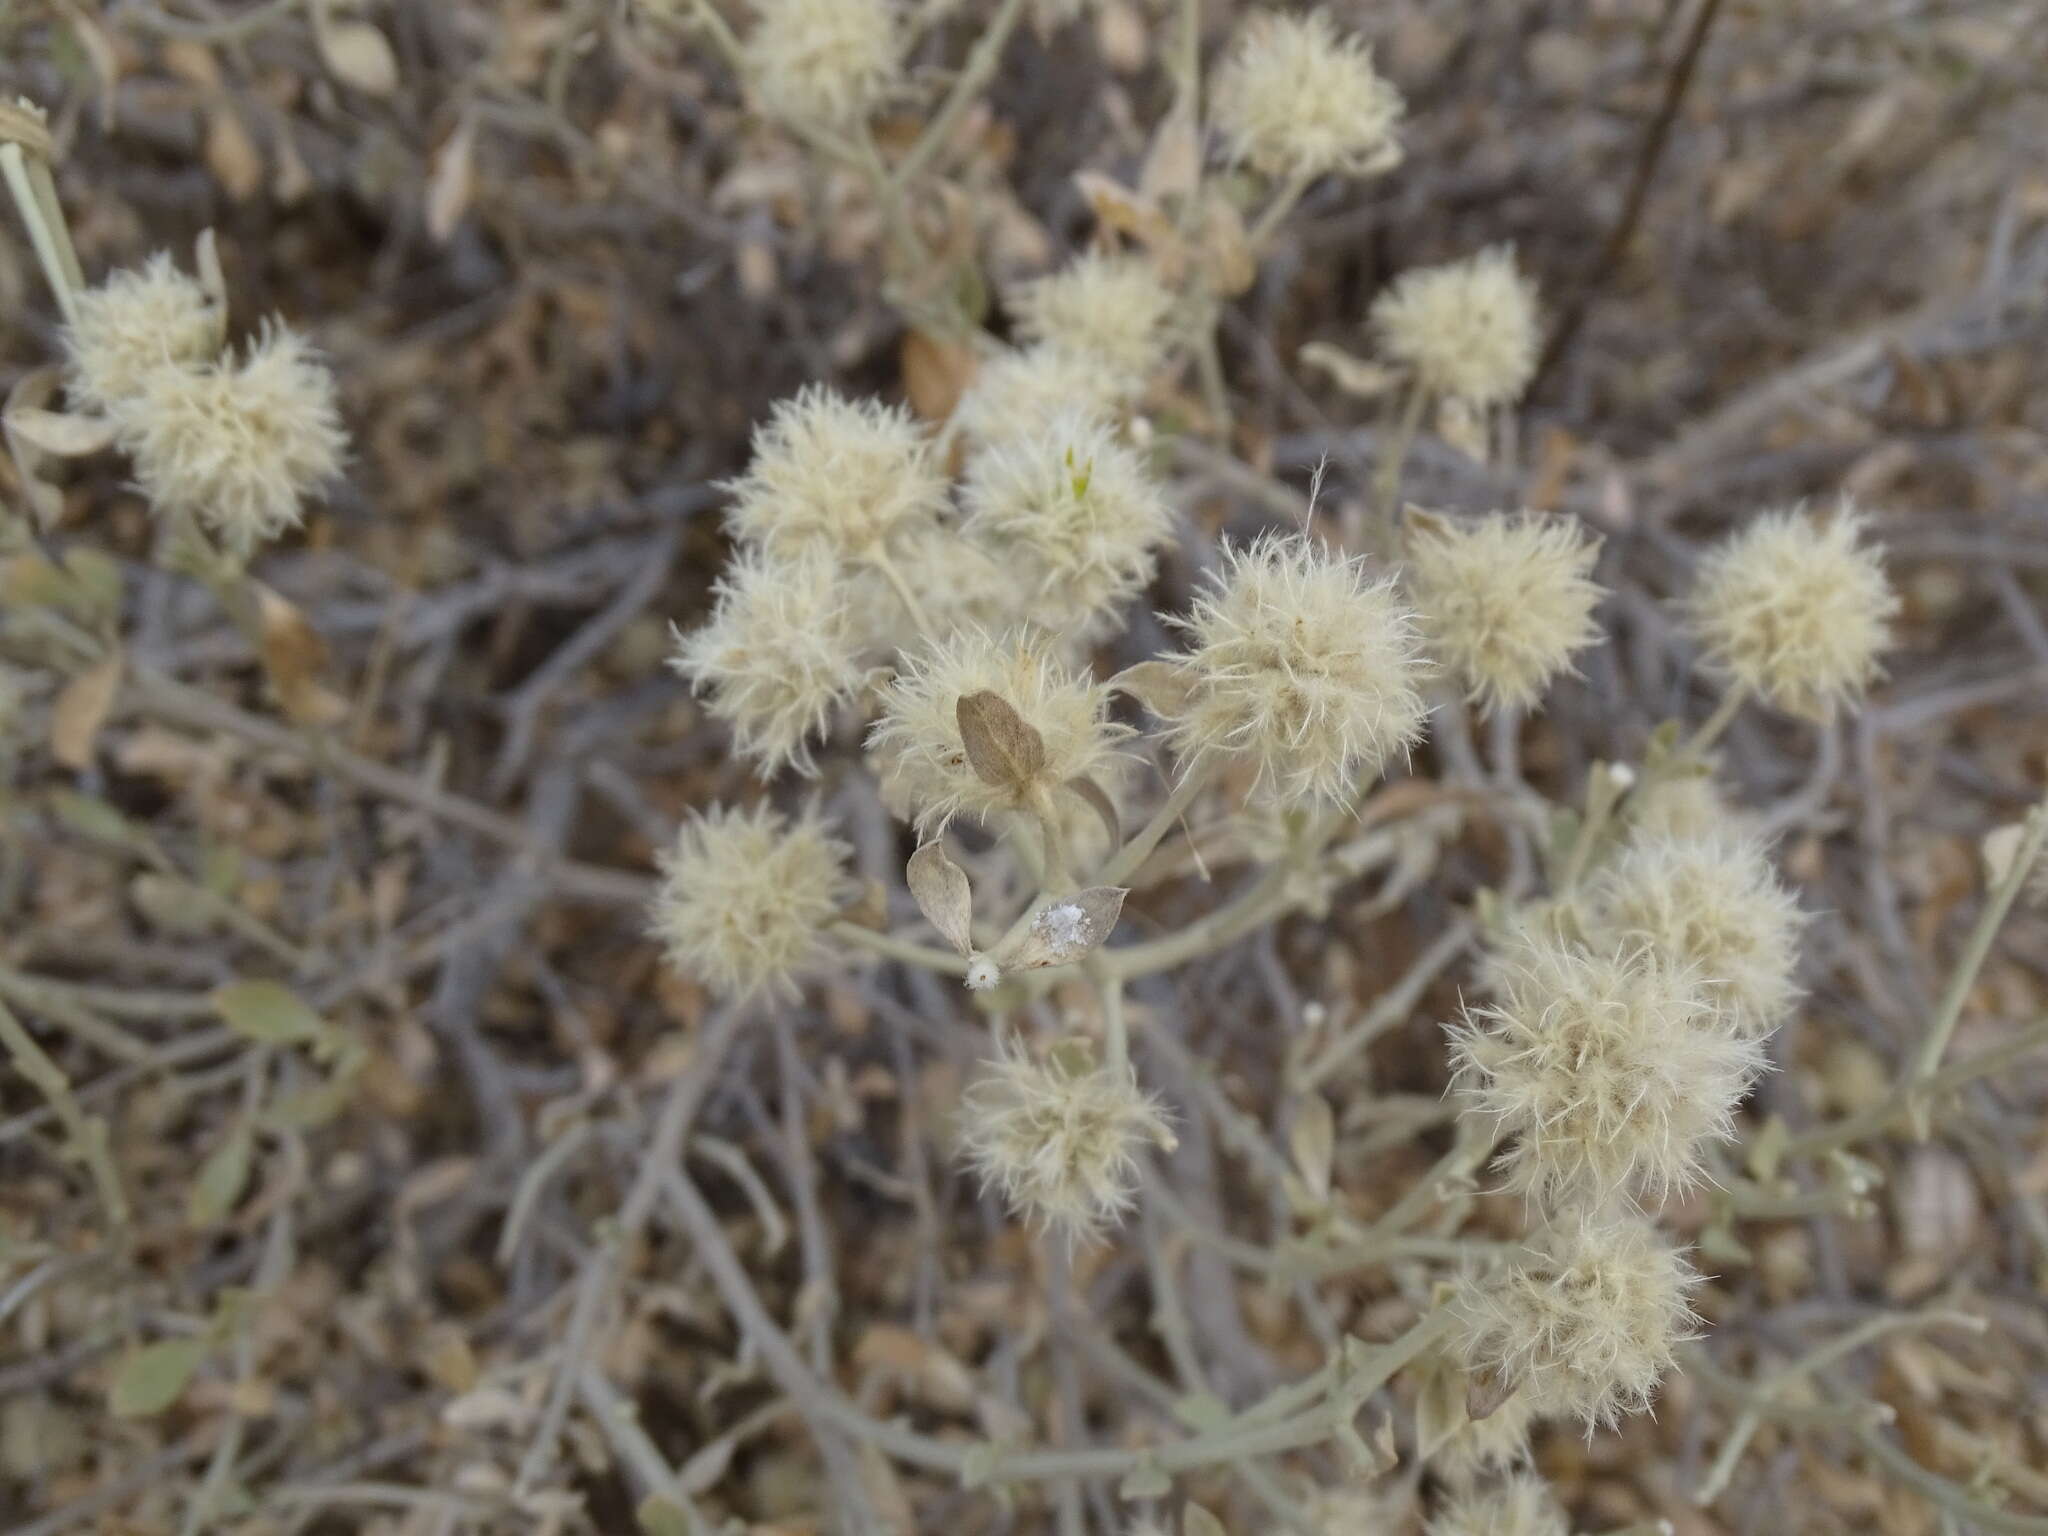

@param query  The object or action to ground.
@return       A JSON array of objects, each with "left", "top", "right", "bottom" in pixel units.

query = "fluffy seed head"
[
  {"left": 1372, "top": 247, "right": 1540, "bottom": 410},
  {"left": 958, "top": 1038, "right": 1175, "bottom": 1242},
  {"left": 1008, "top": 252, "right": 1178, "bottom": 383},
  {"left": 671, "top": 545, "right": 866, "bottom": 775},
  {"left": 849, "top": 526, "right": 1027, "bottom": 652},
  {"left": 868, "top": 629, "right": 1127, "bottom": 833},
  {"left": 1448, "top": 932, "right": 1763, "bottom": 1204},
  {"left": 960, "top": 410, "right": 1174, "bottom": 637},
  {"left": 1160, "top": 532, "right": 1428, "bottom": 808},
  {"left": 743, "top": 0, "right": 903, "bottom": 130},
  {"left": 1416, "top": 1351, "right": 1540, "bottom": 1486},
  {"left": 1405, "top": 510, "right": 1604, "bottom": 713},
  {"left": 1587, "top": 831, "right": 1805, "bottom": 1040},
  {"left": 1686, "top": 502, "right": 1898, "bottom": 721},
  {"left": 650, "top": 803, "right": 853, "bottom": 1000},
  {"left": 1425, "top": 1474, "right": 1570, "bottom": 1536},
  {"left": 723, "top": 386, "right": 947, "bottom": 561},
  {"left": 1211, "top": 11, "right": 1404, "bottom": 182},
  {"left": 953, "top": 344, "right": 1136, "bottom": 448},
  {"left": 1627, "top": 769, "right": 1740, "bottom": 843},
  {"left": 119, "top": 323, "right": 345, "bottom": 551},
  {"left": 63, "top": 252, "right": 225, "bottom": 415},
  {"left": 1448, "top": 1216, "right": 1700, "bottom": 1431}
]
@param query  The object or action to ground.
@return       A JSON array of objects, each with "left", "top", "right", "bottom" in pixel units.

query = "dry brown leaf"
[
  {"left": 255, "top": 583, "right": 348, "bottom": 726},
  {"left": 426, "top": 113, "right": 478, "bottom": 244},
  {"left": 901, "top": 329, "right": 978, "bottom": 423},
  {"left": 1005, "top": 886, "right": 1127, "bottom": 971},
  {"left": 51, "top": 652, "right": 123, "bottom": 770},
  {"left": 906, "top": 842, "right": 974, "bottom": 957},
  {"left": 204, "top": 105, "right": 264, "bottom": 203},
  {"left": 318, "top": 16, "right": 400, "bottom": 97},
  {"left": 956, "top": 690, "right": 1046, "bottom": 793}
]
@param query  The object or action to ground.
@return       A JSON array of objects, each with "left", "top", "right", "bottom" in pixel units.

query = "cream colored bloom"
[
  {"left": 960, "top": 410, "right": 1173, "bottom": 637},
  {"left": 1371, "top": 247, "right": 1540, "bottom": 410},
  {"left": 958, "top": 1038, "right": 1175, "bottom": 1241},
  {"left": 1211, "top": 11, "right": 1404, "bottom": 182},
  {"left": 1448, "top": 1216, "right": 1699, "bottom": 1431},
  {"left": 650, "top": 803, "right": 853, "bottom": 1000},
  {"left": 1686, "top": 502, "right": 1898, "bottom": 721},
  {"left": 1449, "top": 931, "right": 1763, "bottom": 1203},
  {"left": 670, "top": 545, "right": 866, "bottom": 775},
  {"left": 1425, "top": 1473, "right": 1570, "bottom": 1536},
  {"left": 63, "top": 252, "right": 225, "bottom": 416},
  {"left": 868, "top": 629, "right": 1128, "bottom": 833},
  {"left": 723, "top": 386, "right": 947, "bottom": 562},
  {"left": 1405, "top": 510, "right": 1604, "bottom": 713},
  {"left": 744, "top": 0, "right": 903, "bottom": 130},
  {"left": 952, "top": 344, "right": 1136, "bottom": 448},
  {"left": 1008, "top": 252, "right": 1178, "bottom": 384},
  {"left": 1159, "top": 533, "right": 1428, "bottom": 808},
  {"left": 120, "top": 323, "right": 345, "bottom": 551}
]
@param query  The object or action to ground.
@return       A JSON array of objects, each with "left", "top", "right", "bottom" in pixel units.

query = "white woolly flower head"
[
  {"left": 63, "top": 252, "right": 225, "bottom": 416},
  {"left": 1586, "top": 830, "right": 1805, "bottom": 1041},
  {"left": 1627, "top": 768, "right": 1742, "bottom": 843},
  {"left": 723, "top": 386, "right": 948, "bottom": 561},
  {"left": 1405, "top": 509, "right": 1605, "bottom": 714},
  {"left": 1415, "top": 1349, "right": 1540, "bottom": 1486},
  {"left": 743, "top": 0, "right": 903, "bottom": 131},
  {"left": 119, "top": 322, "right": 345, "bottom": 552},
  {"left": 670, "top": 545, "right": 867, "bottom": 775},
  {"left": 868, "top": 628, "right": 1128, "bottom": 833},
  {"left": 1159, "top": 532, "right": 1429, "bottom": 808},
  {"left": 849, "top": 526, "right": 1027, "bottom": 652},
  {"left": 651, "top": 802, "right": 852, "bottom": 1000},
  {"left": 1448, "top": 1215, "right": 1700, "bottom": 1432},
  {"left": 1686, "top": 501, "right": 1898, "bottom": 721},
  {"left": 1448, "top": 931, "right": 1763, "bottom": 1204},
  {"left": 1008, "top": 252, "right": 1178, "bottom": 384},
  {"left": 960, "top": 409, "right": 1174, "bottom": 638},
  {"left": 958, "top": 1037, "right": 1176, "bottom": 1242},
  {"left": 953, "top": 344, "right": 1137, "bottom": 448},
  {"left": 1424, "top": 1473, "right": 1571, "bottom": 1536},
  {"left": 1211, "top": 11, "right": 1404, "bottom": 182},
  {"left": 1371, "top": 247, "right": 1540, "bottom": 410}
]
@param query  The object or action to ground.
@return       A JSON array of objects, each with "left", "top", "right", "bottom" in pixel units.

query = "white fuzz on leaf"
[
  {"left": 1159, "top": 532, "right": 1428, "bottom": 809},
  {"left": 1448, "top": 1216, "right": 1700, "bottom": 1432},
  {"left": 1211, "top": 11, "right": 1404, "bottom": 183},
  {"left": 1371, "top": 247, "right": 1540, "bottom": 411},
  {"left": 1405, "top": 509, "right": 1605, "bottom": 714},
  {"left": 649, "top": 803, "right": 852, "bottom": 1001},
  {"left": 670, "top": 544, "right": 867, "bottom": 776},
  {"left": 958, "top": 1038, "right": 1176, "bottom": 1242},
  {"left": 1686, "top": 501, "right": 1898, "bottom": 722}
]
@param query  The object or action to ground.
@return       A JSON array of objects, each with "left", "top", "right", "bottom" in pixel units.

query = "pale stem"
[
  {"left": 830, "top": 919, "right": 970, "bottom": 977},
  {"left": 866, "top": 547, "right": 934, "bottom": 634},
  {"left": 1245, "top": 169, "right": 1315, "bottom": 251},
  {"left": 0, "top": 997, "right": 129, "bottom": 1228},
  {"left": 1093, "top": 962, "right": 1128, "bottom": 1074},
  {"left": 0, "top": 142, "right": 79, "bottom": 321},
  {"left": 1557, "top": 760, "right": 1629, "bottom": 895},
  {"left": 1904, "top": 798, "right": 2048, "bottom": 1132},
  {"left": 1099, "top": 759, "right": 1215, "bottom": 887},
  {"left": 1369, "top": 379, "right": 1429, "bottom": 532},
  {"left": 890, "top": 0, "right": 1033, "bottom": 190},
  {"left": 1098, "top": 860, "right": 1292, "bottom": 981},
  {"left": 679, "top": 0, "right": 745, "bottom": 70},
  {"left": 1029, "top": 784, "right": 1075, "bottom": 896},
  {"left": 1686, "top": 685, "right": 1746, "bottom": 758}
]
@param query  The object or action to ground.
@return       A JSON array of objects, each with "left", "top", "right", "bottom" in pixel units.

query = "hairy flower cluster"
[
  {"left": 953, "top": 344, "right": 1134, "bottom": 447},
  {"left": 62, "top": 252, "right": 224, "bottom": 415},
  {"left": 1425, "top": 1473, "right": 1571, "bottom": 1536},
  {"left": 1160, "top": 533, "right": 1428, "bottom": 808},
  {"left": 1211, "top": 11, "right": 1404, "bottom": 182},
  {"left": 1448, "top": 1216, "right": 1699, "bottom": 1431},
  {"left": 722, "top": 385, "right": 947, "bottom": 561},
  {"left": 958, "top": 1039, "right": 1175, "bottom": 1241},
  {"left": 671, "top": 546, "right": 866, "bottom": 774},
  {"left": 869, "top": 628, "right": 1127, "bottom": 832},
  {"left": 1687, "top": 502, "right": 1898, "bottom": 721},
  {"left": 122, "top": 324, "right": 346, "bottom": 551},
  {"left": 650, "top": 803, "right": 852, "bottom": 1000},
  {"left": 1405, "top": 510, "right": 1605, "bottom": 714},
  {"left": 743, "top": 0, "right": 903, "bottom": 130},
  {"left": 1449, "top": 932, "right": 1763, "bottom": 1204},
  {"left": 1587, "top": 831, "right": 1805, "bottom": 1040},
  {"left": 960, "top": 410, "right": 1173, "bottom": 637},
  {"left": 1372, "top": 247, "right": 1540, "bottom": 410},
  {"left": 1008, "top": 251, "right": 1177, "bottom": 386}
]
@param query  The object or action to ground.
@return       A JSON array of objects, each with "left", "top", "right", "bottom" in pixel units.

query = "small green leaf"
[
  {"left": 188, "top": 1120, "right": 254, "bottom": 1227},
  {"left": 1117, "top": 1458, "right": 1171, "bottom": 1501},
  {"left": 110, "top": 1337, "right": 206, "bottom": 1418},
  {"left": 212, "top": 980, "right": 322, "bottom": 1046},
  {"left": 635, "top": 1498, "right": 694, "bottom": 1536},
  {"left": 49, "top": 789, "right": 139, "bottom": 848}
]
